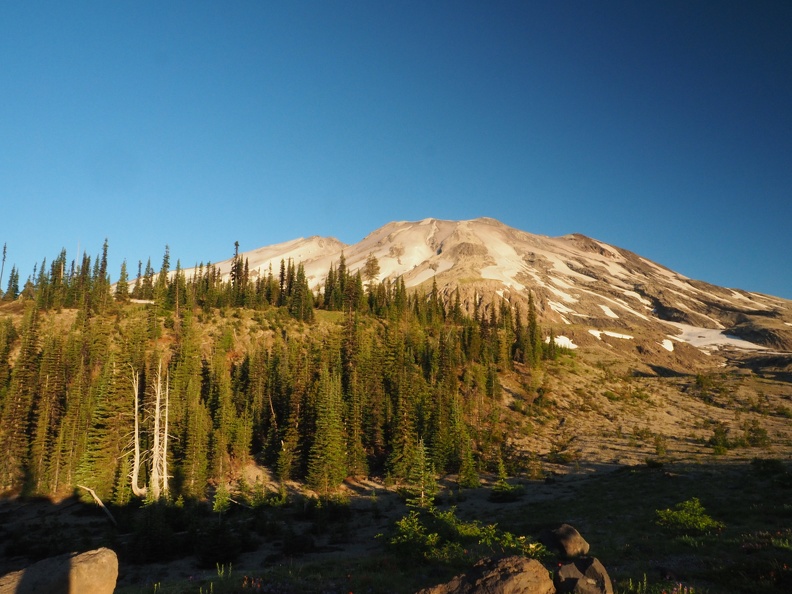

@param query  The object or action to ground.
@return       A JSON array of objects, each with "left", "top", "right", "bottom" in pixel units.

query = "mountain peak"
[{"left": 191, "top": 218, "right": 792, "bottom": 364}]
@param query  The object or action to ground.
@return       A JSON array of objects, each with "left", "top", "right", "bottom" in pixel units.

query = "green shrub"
[
  {"left": 383, "top": 504, "right": 546, "bottom": 566},
  {"left": 655, "top": 497, "right": 724, "bottom": 535}
]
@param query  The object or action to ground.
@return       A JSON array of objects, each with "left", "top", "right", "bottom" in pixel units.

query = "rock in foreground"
[
  {"left": 416, "top": 555, "right": 555, "bottom": 594},
  {"left": 0, "top": 547, "right": 118, "bottom": 594}
]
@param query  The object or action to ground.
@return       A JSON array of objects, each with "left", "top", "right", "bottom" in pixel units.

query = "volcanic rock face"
[{"left": 186, "top": 217, "right": 792, "bottom": 369}]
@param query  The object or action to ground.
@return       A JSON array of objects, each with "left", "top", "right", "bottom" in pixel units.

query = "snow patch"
[
  {"left": 621, "top": 290, "right": 653, "bottom": 307},
  {"left": 588, "top": 330, "right": 633, "bottom": 340},
  {"left": 575, "top": 287, "right": 650, "bottom": 321},
  {"left": 548, "top": 300, "right": 577, "bottom": 315},
  {"left": 665, "top": 322, "right": 766, "bottom": 351},
  {"left": 546, "top": 335, "right": 578, "bottom": 349},
  {"left": 479, "top": 233, "right": 526, "bottom": 291},
  {"left": 549, "top": 276, "right": 577, "bottom": 290},
  {"left": 599, "top": 305, "right": 619, "bottom": 319},
  {"left": 547, "top": 284, "right": 578, "bottom": 303},
  {"left": 660, "top": 339, "right": 674, "bottom": 352},
  {"left": 410, "top": 259, "right": 454, "bottom": 285},
  {"left": 786, "top": 322, "right": 792, "bottom": 327}
]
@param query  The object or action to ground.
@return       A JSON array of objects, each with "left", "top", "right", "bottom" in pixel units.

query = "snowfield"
[{"left": 665, "top": 322, "right": 766, "bottom": 351}]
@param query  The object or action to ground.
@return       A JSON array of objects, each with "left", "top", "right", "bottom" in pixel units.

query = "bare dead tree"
[
  {"left": 162, "top": 368, "right": 170, "bottom": 497},
  {"left": 130, "top": 359, "right": 171, "bottom": 500},
  {"left": 130, "top": 367, "right": 147, "bottom": 498},
  {"left": 151, "top": 360, "right": 162, "bottom": 499}
]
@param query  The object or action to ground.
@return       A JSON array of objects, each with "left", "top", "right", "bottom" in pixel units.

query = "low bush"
[
  {"left": 655, "top": 497, "right": 724, "bottom": 535},
  {"left": 383, "top": 503, "right": 546, "bottom": 566}
]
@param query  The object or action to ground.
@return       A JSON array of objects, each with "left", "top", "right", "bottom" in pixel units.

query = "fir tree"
[
  {"left": 116, "top": 260, "right": 130, "bottom": 302},
  {"left": 307, "top": 367, "right": 347, "bottom": 495},
  {"left": 0, "top": 304, "right": 40, "bottom": 490}
]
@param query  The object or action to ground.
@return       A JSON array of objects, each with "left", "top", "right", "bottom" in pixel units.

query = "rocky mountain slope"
[{"left": 193, "top": 217, "right": 792, "bottom": 373}]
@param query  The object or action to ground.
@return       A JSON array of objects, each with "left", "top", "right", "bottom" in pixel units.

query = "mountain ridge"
[{"left": 182, "top": 217, "right": 792, "bottom": 367}]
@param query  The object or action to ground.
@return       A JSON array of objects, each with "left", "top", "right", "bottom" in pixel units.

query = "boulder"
[
  {"left": 417, "top": 555, "right": 554, "bottom": 594},
  {"left": 0, "top": 547, "right": 118, "bottom": 594},
  {"left": 540, "top": 524, "right": 590, "bottom": 559},
  {"left": 554, "top": 557, "right": 613, "bottom": 594}
]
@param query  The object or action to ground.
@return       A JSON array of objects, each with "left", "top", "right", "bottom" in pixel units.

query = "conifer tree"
[
  {"left": 362, "top": 252, "right": 380, "bottom": 289},
  {"left": 140, "top": 259, "right": 155, "bottom": 300},
  {"left": 3, "top": 265, "right": 19, "bottom": 301},
  {"left": 0, "top": 304, "right": 40, "bottom": 490},
  {"left": 29, "top": 334, "right": 66, "bottom": 493},
  {"left": 307, "top": 367, "right": 346, "bottom": 495},
  {"left": 405, "top": 437, "right": 437, "bottom": 506},
  {"left": 527, "top": 292, "right": 542, "bottom": 366},
  {"left": 115, "top": 260, "right": 130, "bottom": 302},
  {"left": 154, "top": 246, "right": 171, "bottom": 309},
  {"left": 174, "top": 314, "right": 210, "bottom": 499},
  {"left": 76, "top": 353, "right": 131, "bottom": 500}
]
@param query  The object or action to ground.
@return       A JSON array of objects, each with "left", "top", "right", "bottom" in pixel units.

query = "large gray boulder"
[
  {"left": 0, "top": 547, "right": 118, "bottom": 594},
  {"left": 540, "top": 524, "right": 590, "bottom": 559},
  {"left": 417, "top": 555, "right": 555, "bottom": 594},
  {"left": 554, "top": 557, "right": 613, "bottom": 594}
]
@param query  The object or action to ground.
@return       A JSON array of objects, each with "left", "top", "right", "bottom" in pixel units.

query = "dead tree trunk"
[
  {"left": 162, "top": 369, "right": 170, "bottom": 497},
  {"left": 130, "top": 368, "right": 147, "bottom": 498}
]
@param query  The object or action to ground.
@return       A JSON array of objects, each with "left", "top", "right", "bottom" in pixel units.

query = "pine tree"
[
  {"left": 362, "top": 253, "right": 380, "bottom": 290},
  {"left": 28, "top": 334, "right": 66, "bottom": 493},
  {"left": 3, "top": 265, "right": 19, "bottom": 301},
  {"left": 0, "top": 304, "right": 40, "bottom": 490},
  {"left": 405, "top": 437, "right": 437, "bottom": 507},
  {"left": 174, "top": 314, "right": 210, "bottom": 499},
  {"left": 154, "top": 246, "right": 171, "bottom": 309},
  {"left": 307, "top": 367, "right": 347, "bottom": 495},
  {"left": 76, "top": 353, "right": 131, "bottom": 500},
  {"left": 115, "top": 260, "right": 130, "bottom": 302},
  {"left": 527, "top": 292, "right": 542, "bottom": 366}
]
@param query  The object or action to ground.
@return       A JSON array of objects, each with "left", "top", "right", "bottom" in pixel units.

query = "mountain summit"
[{"left": 200, "top": 217, "right": 792, "bottom": 368}]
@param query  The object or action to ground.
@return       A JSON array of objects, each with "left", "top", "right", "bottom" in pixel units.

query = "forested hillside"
[{"left": 0, "top": 244, "right": 557, "bottom": 501}]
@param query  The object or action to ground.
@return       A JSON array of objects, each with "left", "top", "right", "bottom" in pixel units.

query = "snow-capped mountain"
[{"left": 191, "top": 217, "right": 792, "bottom": 365}]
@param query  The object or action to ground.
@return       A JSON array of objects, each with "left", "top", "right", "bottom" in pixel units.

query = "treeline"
[{"left": 0, "top": 243, "right": 558, "bottom": 501}]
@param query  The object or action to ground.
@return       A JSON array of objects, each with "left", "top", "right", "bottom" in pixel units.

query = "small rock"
[{"left": 554, "top": 557, "right": 613, "bottom": 594}]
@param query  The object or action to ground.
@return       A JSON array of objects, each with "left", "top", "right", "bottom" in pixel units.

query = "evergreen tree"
[
  {"left": 405, "top": 437, "right": 437, "bottom": 506},
  {"left": 116, "top": 260, "right": 130, "bottom": 302},
  {"left": 174, "top": 314, "right": 210, "bottom": 499},
  {"left": 28, "top": 334, "right": 66, "bottom": 493},
  {"left": 307, "top": 367, "right": 347, "bottom": 495},
  {"left": 140, "top": 259, "right": 155, "bottom": 300},
  {"left": 3, "top": 265, "right": 19, "bottom": 301},
  {"left": 76, "top": 353, "right": 131, "bottom": 500},
  {"left": 154, "top": 245, "right": 171, "bottom": 308},
  {"left": 0, "top": 304, "right": 40, "bottom": 490},
  {"left": 362, "top": 253, "right": 380, "bottom": 290},
  {"left": 527, "top": 292, "right": 542, "bottom": 366}
]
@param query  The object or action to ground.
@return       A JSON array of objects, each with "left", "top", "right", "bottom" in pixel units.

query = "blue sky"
[{"left": 2, "top": 1, "right": 791, "bottom": 298}]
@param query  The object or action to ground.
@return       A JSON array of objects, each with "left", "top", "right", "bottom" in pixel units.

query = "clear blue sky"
[{"left": 2, "top": 1, "right": 791, "bottom": 298}]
